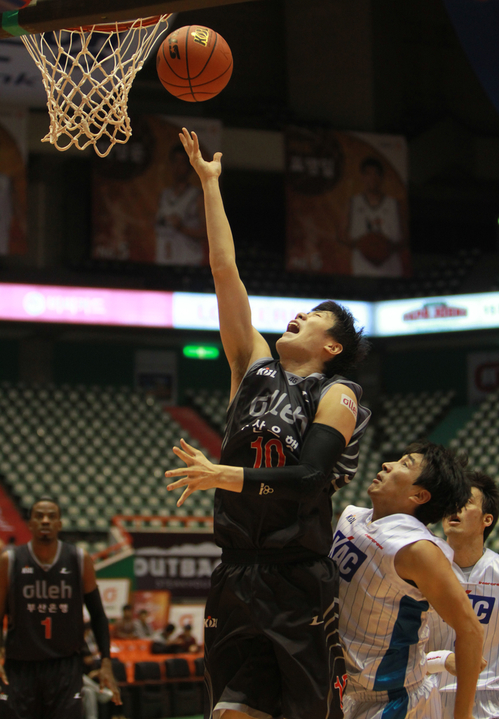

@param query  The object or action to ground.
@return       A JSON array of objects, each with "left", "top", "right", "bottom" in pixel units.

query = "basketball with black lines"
[{"left": 157, "top": 25, "right": 233, "bottom": 102}]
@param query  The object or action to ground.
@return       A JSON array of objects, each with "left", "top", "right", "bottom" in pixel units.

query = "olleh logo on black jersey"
[{"left": 22, "top": 580, "right": 73, "bottom": 600}]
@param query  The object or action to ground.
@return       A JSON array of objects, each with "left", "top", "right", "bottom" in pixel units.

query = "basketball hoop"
[{"left": 21, "top": 15, "right": 170, "bottom": 157}]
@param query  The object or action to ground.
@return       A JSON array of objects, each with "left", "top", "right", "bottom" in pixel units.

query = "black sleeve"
[
  {"left": 84, "top": 587, "right": 111, "bottom": 659},
  {"left": 242, "top": 423, "right": 346, "bottom": 500}
]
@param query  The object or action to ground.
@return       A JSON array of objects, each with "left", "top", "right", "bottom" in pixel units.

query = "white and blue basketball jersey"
[
  {"left": 330, "top": 506, "right": 453, "bottom": 700},
  {"left": 427, "top": 548, "right": 499, "bottom": 716}
]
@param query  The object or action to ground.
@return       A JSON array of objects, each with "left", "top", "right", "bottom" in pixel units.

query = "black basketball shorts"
[
  {"left": 0, "top": 654, "right": 83, "bottom": 719},
  {"left": 203, "top": 555, "right": 346, "bottom": 719}
]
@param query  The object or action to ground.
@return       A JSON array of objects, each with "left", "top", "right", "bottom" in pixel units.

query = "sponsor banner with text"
[
  {"left": 132, "top": 532, "right": 221, "bottom": 599},
  {"left": 373, "top": 293, "right": 499, "bottom": 337}
]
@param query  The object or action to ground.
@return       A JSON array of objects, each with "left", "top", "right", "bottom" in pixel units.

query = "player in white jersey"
[
  {"left": 155, "top": 143, "right": 207, "bottom": 265},
  {"left": 346, "top": 157, "right": 407, "bottom": 277},
  {"left": 427, "top": 471, "right": 499, "bottom": 719},
  {"left": 330, "top": 441, "right": 483, "bottom": 719}
]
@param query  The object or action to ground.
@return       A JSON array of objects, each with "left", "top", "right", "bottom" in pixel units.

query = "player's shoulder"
[
  {"left": 480, "top": 547, "right": 499, "bottom": 570},
  {"left": 338, "top": 505, "right": 371, "bottom": 526}
]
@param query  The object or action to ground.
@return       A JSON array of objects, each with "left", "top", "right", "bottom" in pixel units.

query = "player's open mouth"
[
  {"left": 286, "top": 321, "right": 300, "bottom": 334},
  {"left": 447, "top": 515, "right": 460, "bottom": 525}
]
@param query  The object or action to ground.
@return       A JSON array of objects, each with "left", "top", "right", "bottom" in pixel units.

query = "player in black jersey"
[
  {"left": 0, "top": 497, "right": 121, "bottom": 719},
  {"left": 165, "top": 129, "right": 372, "bottom": 719}
]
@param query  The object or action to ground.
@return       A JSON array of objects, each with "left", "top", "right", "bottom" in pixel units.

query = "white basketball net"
[{"left": 21, "top": 15, "right": 170, "bottom": 157}]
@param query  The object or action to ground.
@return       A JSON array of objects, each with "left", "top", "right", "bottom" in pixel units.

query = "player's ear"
[
  {"left": 325, "top": 339, "right": 343, "bottom": 358},
  {"left": 483, "top": 513, "right": 494, "bottom": 529},
  {"left": 410, "top": 488, "right": 431, "bottom": 507}
]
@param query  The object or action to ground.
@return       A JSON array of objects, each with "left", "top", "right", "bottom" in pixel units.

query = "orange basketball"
[{"left": 157, "top": 25, "right": 233, "bottom": 102}]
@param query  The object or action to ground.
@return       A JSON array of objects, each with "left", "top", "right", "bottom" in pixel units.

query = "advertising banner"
[
  {"left": 132, "top": 531, "right": 221, "bottom": 599},
  {"left": 96, "top": 578, "right": 131, "bottom": 620},
  {"left": 373, "top": 292, "right": 499, "bottom": 337},
  {"left": 92, "top": 115, "right": 221, "bottom": 265},
  {"left": 285, "top": 127, "right": 410, "bottom": 277}
]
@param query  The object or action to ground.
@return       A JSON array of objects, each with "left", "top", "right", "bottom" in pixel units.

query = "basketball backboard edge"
[{"left": 0, "top": 0, "right": 263, "bottom": 39}]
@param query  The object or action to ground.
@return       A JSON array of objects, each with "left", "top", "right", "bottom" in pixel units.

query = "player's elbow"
[{"left": 455, "top": 613, "right": 483, "bottom": 649}]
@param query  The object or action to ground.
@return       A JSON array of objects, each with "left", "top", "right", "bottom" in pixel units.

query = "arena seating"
[
  {"left": 1, "top": 379, "right": 499, "bottom": 553},
  {"left": 109, "top": 640, "right": 203, "bottom": 719},
  {"left": 0, "top": 381, "right": 215, "bottom": 552}
]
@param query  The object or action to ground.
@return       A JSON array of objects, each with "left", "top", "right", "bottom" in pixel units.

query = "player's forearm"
[
  {"left": 201, "top": 176, "right": 237, "bottom": 273},
  {"left": 453, "top": 628, "right": 484, "bottom": 719}
]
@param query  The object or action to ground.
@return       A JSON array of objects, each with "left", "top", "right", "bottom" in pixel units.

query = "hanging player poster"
[
  {"left": 0, "top": 109, "right": 28, "bottom": 257},
  {"left": 285, "top": 127, "right": 410, "bottom": 277},
  {"left": 91, "top": 115, "right": 221, "bottom": 266}
]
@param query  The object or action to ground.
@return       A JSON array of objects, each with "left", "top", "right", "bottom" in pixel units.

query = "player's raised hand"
[
  {"left": 179, "top": 128, "right": 222, "bottom": 183},
  {"left": 165, "top": 438, "right": 243, "bottom": 506}
]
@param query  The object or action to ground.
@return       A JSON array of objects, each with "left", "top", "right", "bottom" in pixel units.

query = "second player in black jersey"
[
  {"left": 0, "top": 497, "right": 121, "bottom": 719},
  {"left": 165, "top": 129, "right": 371, "bottom": 719}
]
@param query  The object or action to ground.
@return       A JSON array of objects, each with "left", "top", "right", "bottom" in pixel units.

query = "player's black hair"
[
  {"left": 406, "top": 441, "right": 470, "bottom": 526},
  {"left": 468, "top": 470, "right": 499, "bottom": 541},
  {"left": 122, "top": 604, "right": 133, "bottom": 612},
  {"left": 312, "top": 300, "right": 370, "bottom": 378},
  {"left": 360, "top": 156, "right": 384, "bottom": 175},
  {"left": 29, "top": 495, "right": 62, "bottom": 519}
]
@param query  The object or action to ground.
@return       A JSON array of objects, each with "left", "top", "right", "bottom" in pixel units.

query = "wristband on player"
[
  {"left": 243, "top": 423, "right": 346, "bottom": 499},
  {"left": 426, "top": 650, "right": 453, "bottom": 673}
]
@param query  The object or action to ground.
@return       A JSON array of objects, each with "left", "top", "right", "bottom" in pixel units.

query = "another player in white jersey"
[
  {"left": 427, "top": 471, "right": 499, "bottom": 719},
  {"left": 330, "top": 441, "right": 483, "bottom": 719},
  {"left": 346, "top": 157, "right": 408, "bottom": 277},
  {"left": 155, "top": 143, "right": 207, "bottom": 265}
]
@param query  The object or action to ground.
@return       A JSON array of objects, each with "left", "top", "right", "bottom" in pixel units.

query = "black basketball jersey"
[
  {"left": 5, "top": 541, "right": 85, "bottom": 661},
  {"left": 216, "top": 357, "right": 371, "bottom": 555}
]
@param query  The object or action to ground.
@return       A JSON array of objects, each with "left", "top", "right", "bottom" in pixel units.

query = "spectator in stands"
[
  {"left": 176, "top": 624, "right": 199, "bottom": 653},
  {"left": 155, "top": 622, "right": 176, "bottom": 644},
  {"left": 113, "top": 604, "right": 141, "bottom": 639},
  {"left": 135, "top": 609, "right": 154, "bottom": 638}
]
